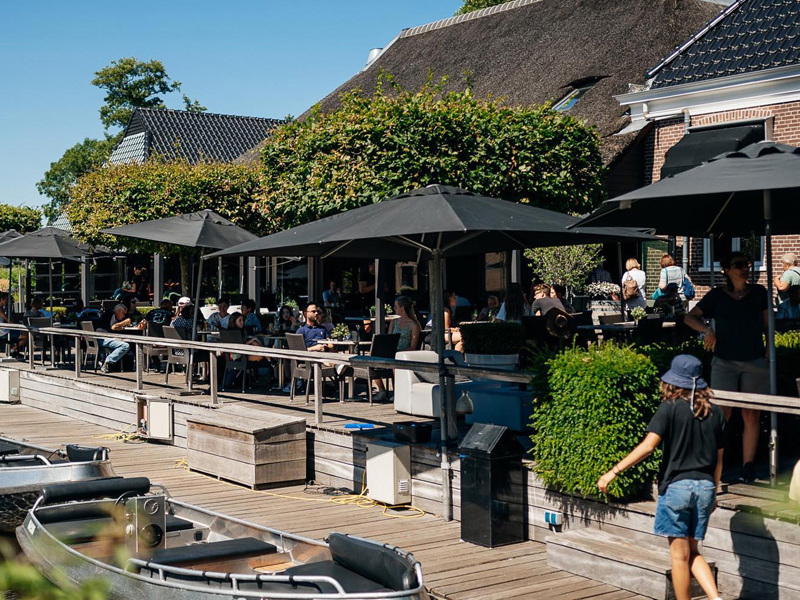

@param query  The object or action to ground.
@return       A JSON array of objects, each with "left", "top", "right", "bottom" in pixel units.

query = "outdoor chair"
[
  {"left": 633, "top": 315, "right": 666, "bottom": 345},
  {"left": 24, "top": 316, "right": 53, "bottom": 366},
  {"left": 162, "top": 326, "right": 190, "bottom": 386},
  {"left": 350, "top": 333, "right": 400, "bottom": 405},
  {"left": 218, "top": 329, "right": 249, "bottom": 393},
  {"left": 393, "top": 350, "right": 474, "bottom": 418},
  {"left": 142, "top": 321, "right": 168, "bottom": 373},
  {"left": 285, "top": 333, "right": 341, "bottom": 404},
  {"left": 80, "top": 321, "right": 103, "bottom": 371}
]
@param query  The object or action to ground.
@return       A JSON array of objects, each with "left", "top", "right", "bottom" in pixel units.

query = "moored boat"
[
  {"left": 0, "top": 435, "right": 114, "bottom": 532},
  {"left": 17, "top": 477, "right": 429, "bottom": 600}
]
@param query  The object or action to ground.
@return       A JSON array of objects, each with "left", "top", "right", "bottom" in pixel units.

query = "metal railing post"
[
  {"left": 313, "top": 363, "right": 323, "bottom": 424},
  {"left": 28, "top": 332, "right": 34, "bottom": 370},
  {"left": 209, "top": 351, "right": 219, "bottom": 405},
  {"left": 135, "top": 342, "right": 143, "bottom": 392},
  {"left": 74, "top": 337, "right": 81, "bottom": 379}
]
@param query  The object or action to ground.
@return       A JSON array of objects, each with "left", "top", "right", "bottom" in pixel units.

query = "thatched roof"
[{"left": 238, "top": 0, "right": 723, "bottom": 167}]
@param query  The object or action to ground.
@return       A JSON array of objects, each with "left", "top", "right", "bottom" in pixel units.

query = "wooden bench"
[{"left": 186, "top": 405, "right": 306, "bottom": 489}]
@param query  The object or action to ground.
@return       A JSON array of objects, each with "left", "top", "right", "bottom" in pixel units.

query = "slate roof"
[
  {"left": 109, "top": 108, "right": 283, "bottom": 165},
  {"left": 245, "top": 0, "right": 722, "bottom": 168},
  {"left": 649, "top": 0, "right": 800, "bottom": 89}
]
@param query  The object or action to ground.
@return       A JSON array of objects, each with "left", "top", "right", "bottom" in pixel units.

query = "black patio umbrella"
[
  {"left": 0, "top": 227, "right": 89, "bottom": 311},
  {"left": 208, "top": 184, "right": 654, "bottom": 519},
  {"left": 102, "top": 209, "right": 258, "bottom": 333},
  {"left": 574, "top": 141, "right": 800, "bottom": 484},
  {"left": 0, "top": 230, "right": 21, "bottom": 269}
]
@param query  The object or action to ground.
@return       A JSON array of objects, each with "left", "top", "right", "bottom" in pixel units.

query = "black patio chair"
[{"left": 351, "top": 333, "right": 400, "bottom": 405}]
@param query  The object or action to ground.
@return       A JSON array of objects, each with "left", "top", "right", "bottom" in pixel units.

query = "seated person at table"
[
  {"left": 207, "top": 296, "right": 231, "bottom": 331},
  {"left": 0, "top": 292, "right": 21, "bottom": 357},
  {"left": 123, "top": 297, "right": 144, "bottom": 327},
  {"left": 551, "top": 284, "right": 575, "bottom": 313},
  {"left": 296, "top": 303, "right": 332, "bottom": 351},
  {"left": 17, "top": 296, "right": 48, "bottom": 353},
  {"left": 320, "top": 308, "right": 335, "bottom": 334},
  {"left": 240, "top": 299, "right": 262, "bottom": 336},
  {"left": 477, "top": 295, "right": 500, "bottom": 321},
  {"left": 228, "top": 312, "right": 266, "bottom": 360},
  {"left": 95, "top": 304, "right": 131, "bottom": 373},
  {"left": 145, "top": 299, "right": 174, "bottom": 326},
  {"left": 390, "top": 295, "right": 421, "bottom": 352},
  {"left": 323, "top": 281, "right": 341, "bottom": 308},
  {"left": 530, "top": 284, "right": 565, "bottom": 316},
  {"left": 275, "top": 305, "right": 298, "bottom": 334},
  {"left": 496, "top": 283, "right": 531, "bottom": 323},
  {"left": 171, "top": 304, "right": 210, "bottom": 381}
]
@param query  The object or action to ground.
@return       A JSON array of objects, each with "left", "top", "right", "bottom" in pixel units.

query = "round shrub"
[{"left": 530, "top": 344, "right": 661, "bottom": 500}]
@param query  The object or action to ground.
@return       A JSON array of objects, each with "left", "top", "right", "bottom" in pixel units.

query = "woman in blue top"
[{"left": 598, "top": 355, "right": 726, "bottom": 600}]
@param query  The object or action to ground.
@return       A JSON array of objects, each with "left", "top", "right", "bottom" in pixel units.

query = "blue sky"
[{"left": 0, "top": 0, "right": 461, "bottom": 211}]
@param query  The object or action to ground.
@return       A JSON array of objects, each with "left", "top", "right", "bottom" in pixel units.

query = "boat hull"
[{"left": 17, "top": 497, "right": 429, "bottom": 600}]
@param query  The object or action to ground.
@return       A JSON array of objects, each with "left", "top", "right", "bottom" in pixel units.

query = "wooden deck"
[{"left": 1, "top": 403, "right": 649, "bottom": 600}]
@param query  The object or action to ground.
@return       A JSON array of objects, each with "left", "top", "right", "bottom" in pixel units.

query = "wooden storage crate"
[{"left": 186, "top": 405, "right": 306, "bottom": 489}]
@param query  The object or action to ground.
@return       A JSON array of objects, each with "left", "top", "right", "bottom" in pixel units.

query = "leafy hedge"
[
  {"left": 257, "top": 74, "right": 606, "bottom": 232},
  {"left": 0, "top": 204, "right": 42, "bottom": 233},
  {"left": 775, "top": 331, "right": 800, "bottom": 396},
  {"left": 530, "top": 344, "right": 661, "bottom": 500}
]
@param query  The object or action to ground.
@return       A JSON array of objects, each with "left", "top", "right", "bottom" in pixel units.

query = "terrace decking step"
[
  {"left": 725, "top": 482, "right": 788, "bottom": 503},
  {"left": 546, "top": 528, "right": 714, "bottom": 600}
]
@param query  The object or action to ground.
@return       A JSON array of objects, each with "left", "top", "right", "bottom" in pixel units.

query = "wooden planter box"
[{"left": 186, "top": 406, "right": 306, "bottom": 489}]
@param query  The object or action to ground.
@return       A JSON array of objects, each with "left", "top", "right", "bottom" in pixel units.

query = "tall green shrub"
[
  {"left": 530, "top": 345, "right": 661, "bottom": 500},
  {"left": 775, "top": 331, "right": 800, "bottom": 396}
]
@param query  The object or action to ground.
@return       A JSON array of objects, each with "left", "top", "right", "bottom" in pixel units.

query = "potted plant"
[
  {"left": 630, "top": 306, "right": 647, "bottom": 322},
  {"left": 587, "top": 282, "right": 622, "bottom": 324},
  {"left": 459, "top": 322, "right": 525, "bottom": 370},
  {"left": 331, "top": 323, "right": 350, "bottom": 341}
]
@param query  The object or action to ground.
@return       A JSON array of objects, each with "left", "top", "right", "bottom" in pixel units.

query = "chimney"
[{"left": 366, "top": 47, "right": 383, "bottom": 66}]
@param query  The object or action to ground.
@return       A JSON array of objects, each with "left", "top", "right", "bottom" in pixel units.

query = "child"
[{"left": 597, "top": 355, "right": 726, "bottom": 600}]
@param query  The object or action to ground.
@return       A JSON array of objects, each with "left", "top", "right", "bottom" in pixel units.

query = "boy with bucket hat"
[{"left": 598, "top": 355, "right": 727, "bottom": 600}]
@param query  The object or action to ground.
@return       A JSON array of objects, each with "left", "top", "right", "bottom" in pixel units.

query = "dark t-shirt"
[
  {"left": 647, "top": 400, "right": 726, "bottom": 496},
  {"left": 696, "top": 285, "right": 767, "bottom": 361},
  {"left": 297, "top": 324, "right": 329, "bottom": 348},
  {"left": 132, "top": 274, "right": 149, "bottom": 301},
  {"left": 531, "top": 297, "right": 564, "bottom": 316},
  {"left": 146, "top": 308, "right": 174, "bottom": 325}
]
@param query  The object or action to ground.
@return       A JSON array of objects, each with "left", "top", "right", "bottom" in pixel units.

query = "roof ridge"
[
  {"left": 136, "top": 106, "right": 282, "bottom": 123},
  {"left": 399, "top": 0, "right": 544, "bottom": 38},
  {"left": 645, "top": 0, "right": 749, "bottom": 81}
]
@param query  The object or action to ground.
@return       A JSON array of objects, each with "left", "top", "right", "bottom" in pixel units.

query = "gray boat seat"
[
  {"left": 0, "top": 441, "right": 19, "bottom": 456},
  {"left": 64, "top": 444, "right": 108, "bottom": 462},
  {"left": 149, "top": 537, "right": 277, "bottom": 566},
  {"left": 282, "top": 561, "right": 391, "bottom": 594}
]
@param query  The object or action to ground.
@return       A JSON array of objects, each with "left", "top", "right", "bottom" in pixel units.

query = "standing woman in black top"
[
  {"left": 684, "top": 251, "right": 769, "bottom": 483},
  {"left": 598, "top": 355, "right": 726, "bottom": 600}
]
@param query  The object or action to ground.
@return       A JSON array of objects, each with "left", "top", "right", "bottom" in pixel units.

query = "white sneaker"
[{"left": 100, "top": 362, "right": 111, "bottom": 373}]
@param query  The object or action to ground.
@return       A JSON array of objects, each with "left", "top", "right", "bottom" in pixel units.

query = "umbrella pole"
[
  {"left": 48, "top": 259, "right": 54, "bottom": 313},
  {"left": 616, "top": 243, "right": 625, "bottom": 321},
  {"left": 430, "top": 250, "right": 452, "bottom": 522},
  {"left": 188, "top": 254, "right": 205, "bottom": 393},
  {"left": 763, "top": 191, "right": 778, "bottom": 486}
]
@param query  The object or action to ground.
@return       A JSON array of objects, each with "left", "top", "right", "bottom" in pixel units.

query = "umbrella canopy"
[
  {"left": 101, "top": 209, "right": 257, "bottom": 250},
  {"left": 574, "top": 142, "right": 800, "bottom": 236},
  {"left": 0, "top": 227, "right": 89, "bottom": 259},
  {"left": 205, "top": 184, "right": 654, "bottom": 519},
  {"left": 208, "top": 185, "right": 654, "bottom": 261}
]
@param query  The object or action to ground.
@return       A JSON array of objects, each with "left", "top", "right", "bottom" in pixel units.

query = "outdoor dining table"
[{"left": 328, "top": 339, "right": 371, "bottom": 354}]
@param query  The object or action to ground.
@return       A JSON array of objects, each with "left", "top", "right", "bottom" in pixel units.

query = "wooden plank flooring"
[{"left": 0, "top": 403, "right": 650, "bottom": 600}]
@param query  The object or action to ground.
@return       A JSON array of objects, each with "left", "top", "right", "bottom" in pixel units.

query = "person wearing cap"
[
  {"left": 598, "top": 355, "right": 726, "bottom": 600},
  {"left": 95, "top": 303, "right": 131, "bottom": 373}
]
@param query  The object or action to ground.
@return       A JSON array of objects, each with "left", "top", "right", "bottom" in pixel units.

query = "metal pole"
[
  {"left": 616, "top": 242, "right": 625, "bottom": 321},
  {"left": 48, "top": 259, "right": 54, "bottom": 313},
  {"left": 135, "top": 343, "right": 143, "bottom": 392},
  {"left": 74, "top": 337, "right": 81, "bottom": 379},
  {"left": 188, "top": 254, "right": 205, "bottom": 392},
  {"left": 313, "top": 363, "right": 323, "bottom": 424},
  {"left": 209, "top": 351, "right": 219, "bottom": 405},
  {"left": 153, "top": 253, "right": 163, "bottom": 304},
  {"left": 217, "top": 257, "right": 223, "bottom": 298},
  {"left": 374, "top": 259, "right": 385, "bottom": 335},
  {"left": 431, "top": 250, "right": 452, "bottom": 521},
  {"left": 764, "top": 190, "right": 778, "bottom": 486},
  {"left": 709, "top": 235, "right": 715, "bottom": 288}
]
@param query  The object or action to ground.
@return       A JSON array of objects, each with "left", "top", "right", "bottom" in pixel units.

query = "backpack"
[
  {"left": 683, "top": 276, "right": 696, "bottom": 300},
  {"left": 622, "top": 274, "right": 640, "bottom": 301}
]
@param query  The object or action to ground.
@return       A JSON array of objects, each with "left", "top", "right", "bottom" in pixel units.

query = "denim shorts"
[{"left": 654, "top": 479, "right": 716, "bottom": 540}]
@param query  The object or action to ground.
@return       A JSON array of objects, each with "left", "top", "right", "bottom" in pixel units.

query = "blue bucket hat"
[
  {"left": 661, "top": 354, "right": 707, "bottom": 390},
  {"left": 662, "top": 354, "right": 707, "bottom": 413}
]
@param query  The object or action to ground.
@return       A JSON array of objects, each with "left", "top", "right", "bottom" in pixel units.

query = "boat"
[
  {"left": 17, "top": 477, "right": 429, "bottom": 600},
  {"left": 0, "top": 435, "right": 114, "bottom": 533}
]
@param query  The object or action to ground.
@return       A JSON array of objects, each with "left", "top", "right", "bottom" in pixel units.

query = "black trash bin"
[{"left": 459, "top": 423, "right": 524, "bottom": 548}]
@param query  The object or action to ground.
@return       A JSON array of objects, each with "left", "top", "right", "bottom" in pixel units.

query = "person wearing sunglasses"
[
  {"left": 296, "top": 303, "right": 333, "bottom": 352},
  {"left": 685, "top": 251, "right": 768, "bottom": 483}
]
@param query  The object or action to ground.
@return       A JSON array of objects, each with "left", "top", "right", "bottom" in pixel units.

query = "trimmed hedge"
[{"left": 530, "top": 344, "right": 661, "bottom": 500}]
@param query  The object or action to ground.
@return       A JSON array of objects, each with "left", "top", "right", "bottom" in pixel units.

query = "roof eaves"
[{"left": 645, "top": 0, "right": 748, "bottom": 83}]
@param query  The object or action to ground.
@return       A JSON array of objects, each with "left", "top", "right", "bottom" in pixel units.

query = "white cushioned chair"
[{"left": 394, "top": 350, "right": 474, "bottom": 417}]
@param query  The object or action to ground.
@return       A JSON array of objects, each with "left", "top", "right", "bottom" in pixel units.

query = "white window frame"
[{"left": 700, "top": 236, "right": 766, "bottom": 272}]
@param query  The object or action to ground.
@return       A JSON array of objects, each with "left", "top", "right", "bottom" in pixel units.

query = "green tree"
[
  {"left": 37, "top": 137, "right": 118, "bottom": 222},
  {"left": 525, "top": 245, "right": 604, "bottom": 294},
  {"left": 257, "top": 74, "right": 605, "bottom": 232},
  {"left": 91, "top": 57, "right": 206, "bottom": 131},
  {"left": 38, "top": 57, "right": 206, "bottom": 221},
  {"left": 0, "top": 204, "right": 43, "bottom": 233},
  {"left": 68, "top": 161, "right": 264, "bottom": 291},
  {"left": 455, "top": 0, "right": 510, "bottom": 15}
]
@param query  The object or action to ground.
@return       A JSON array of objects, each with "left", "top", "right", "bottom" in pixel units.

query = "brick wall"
[{"left": 647, "top": 102, "right": 800, "bottom": 296}]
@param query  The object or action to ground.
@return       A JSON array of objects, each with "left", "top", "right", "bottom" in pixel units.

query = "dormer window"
[{"left": 553, "top": 77, "right": 604, "bottom": 112}]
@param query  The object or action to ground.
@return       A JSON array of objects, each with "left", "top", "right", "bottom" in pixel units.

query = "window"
[
  {"left": 702, "top": 235, "right": 765, "bottom": 271},
  {"left": 553, "top": 78, "right": 604, "bottom": 112}
]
